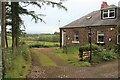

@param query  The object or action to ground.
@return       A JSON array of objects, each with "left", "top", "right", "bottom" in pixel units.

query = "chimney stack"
[{"left": 101, "top": 1, "right": 108, "bottom": 9}]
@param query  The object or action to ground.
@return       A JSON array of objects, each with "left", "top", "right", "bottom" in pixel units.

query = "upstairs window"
[
  {"left": 102, "top": 9, "right": 116, "bottom": 19},
  {"left": 74, "top": 31, "right": 79, "bottom": 41}
]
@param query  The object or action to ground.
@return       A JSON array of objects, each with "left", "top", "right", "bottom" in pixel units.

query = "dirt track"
[{"left": 27, "top": 48, "right": 119, "bottom": 78}]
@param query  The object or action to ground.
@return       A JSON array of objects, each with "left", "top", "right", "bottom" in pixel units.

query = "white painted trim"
[
  {"left": 117, "top": 34, "right": 119, "bottom": 44},
  {"left": 62, "top": 30, "right": 64, "bottom": 46},
  {"left": 62, "top": 30, "right": 66, "bottom": 46},
  {"left": 102, "top": 9, "right": 115, "bottom": 19},
  {"left": 72, "top": 41, "right": 79, "bottom": 43},
  {"left": 97, "top": 31, "right": 104, "bottom": 43}
]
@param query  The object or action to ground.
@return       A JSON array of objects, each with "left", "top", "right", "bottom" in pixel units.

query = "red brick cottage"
[{"left": 60, "top": 2, "right": 120, "bottom": 47}]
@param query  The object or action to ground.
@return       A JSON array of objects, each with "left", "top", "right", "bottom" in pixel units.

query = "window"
[
  {"left": 97, "top": 31, "right": 104, "bottom": 43},
  {"left": 102, "top": 9, "right": 115, "bottom": 19},
  {"left": 74, "top": 31, "right": 79, "bottom": 41}
]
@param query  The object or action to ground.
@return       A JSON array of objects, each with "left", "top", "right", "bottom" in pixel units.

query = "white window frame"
[
  {"left": 97, "top": 31, "right": 104, "bottom": 43},
  {"left": 73, "top": 31, "right": 79, "bottom": 41},
  {"left": 102, "top": 9, "right": 115, "bottom": 19},
  {"left": 72, "top": 31, "right": 79, "bottom": 43},
  {"left": 62, "top": 30, "right": 66, "bottom": 46}
]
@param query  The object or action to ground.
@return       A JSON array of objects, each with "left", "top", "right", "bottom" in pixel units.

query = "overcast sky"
[{"left": 6, "top": 0, "right": 120, "bottom": 34}]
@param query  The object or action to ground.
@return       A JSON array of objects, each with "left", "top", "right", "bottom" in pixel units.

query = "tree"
[
  {"left": 11, "top": 2, "right": 20, "bottom": 54},
  {"left": 1, "top": 2, "right": 6, "bottom": 78},
  {"left": 6, "top": 1, "right": 67, "bottom": 54},
  {"left": 1, "top": 2, "right": 6, "bottom": 49}
]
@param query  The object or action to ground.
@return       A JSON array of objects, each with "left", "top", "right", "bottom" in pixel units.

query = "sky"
[{"left": 0, "top": 0, "right": 119, "bottom": 34}]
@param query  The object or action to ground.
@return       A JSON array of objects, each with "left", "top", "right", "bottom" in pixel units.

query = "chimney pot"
[{"left": 101, "top": 1, "right": 108, "bottom": 9}]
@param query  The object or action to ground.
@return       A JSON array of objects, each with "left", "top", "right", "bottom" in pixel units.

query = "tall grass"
[{"left": 4, "top": 45, "right": 31, "bottom": 78}]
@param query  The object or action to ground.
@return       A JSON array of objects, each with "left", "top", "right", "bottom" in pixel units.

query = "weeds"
[{"left": 4, "top": 45, "right": 31, "bottom": 78}]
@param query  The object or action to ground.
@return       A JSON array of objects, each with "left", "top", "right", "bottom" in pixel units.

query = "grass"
[
  {"left": 30, "top": 49, "right": 57, "bottom": 67},
  {"left": 21, "top": 34, "right": 60, "bottom": 48},
  {"left": 53, "top": 48, "right": 91, "bottom": 66},
  {"left": 5, "top": 55, "right": 31, "bottom": 78},
  {"left": 5, "top": 45, "right": 31, "bottom": 78}
]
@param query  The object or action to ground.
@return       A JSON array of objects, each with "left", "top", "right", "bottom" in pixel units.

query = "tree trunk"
[
  {"left": 1, "top": 2, "right": 6, "bottom": 78},
  {"left": 5, "top": 22, "right": 8, "bottom": 48},
  {"left": 11, "top": 2, "right": 20, "bottom": 54},
  {"left": 11, "top": 2, "right": 17, "bottom": 54}
]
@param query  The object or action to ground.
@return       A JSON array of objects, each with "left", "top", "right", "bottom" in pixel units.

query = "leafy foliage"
[
  {"left": 28, "top": 41, "right": 59, "bottom": 48},
  {"left": 81, "top": 43, "right": 101, "bottom": 52},
  {"left": 91, "top": 50, "right": 117, "bottom": 63},
  {"left": 24, "top": 34, "right": 60, "bottom": 42}
]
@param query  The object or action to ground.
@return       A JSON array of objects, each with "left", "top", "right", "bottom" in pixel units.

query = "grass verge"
[
  {"left": 4, "top": 45, "right": 31, "bottom": 78},
  {"left": 53, "top": 48, "right": 91, "bottom": 66}
]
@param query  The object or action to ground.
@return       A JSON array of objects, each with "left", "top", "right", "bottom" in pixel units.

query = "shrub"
[
  {"left": 91, "top": 50, "right": 117, "bottom": 63},
  {"left": 79, "top": 62, "right": 91, "bottom": 67},
  {"left": 99, "top": 50, "right": 117, "bottom": 61},
  {"left": 29, "top": 42, "right": 59, "bottom": 48},
  {"left": 81, "top": 43, "right": 101, "bottom": 52},
  {"left": 63, "top": 45, "right": 79, "bottom": 54}
]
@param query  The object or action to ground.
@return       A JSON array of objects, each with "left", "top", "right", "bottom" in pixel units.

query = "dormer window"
[{"left": 102, "top": 9, "right": 116, "bottom": 19}]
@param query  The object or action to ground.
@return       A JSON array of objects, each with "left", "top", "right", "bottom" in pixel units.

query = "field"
[{"left": 22, "top": 34, "right": 60, "bottom": 48}]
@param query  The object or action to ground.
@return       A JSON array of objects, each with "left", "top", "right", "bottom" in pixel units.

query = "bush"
[
  {"left": 24, "top": 34, "right": 60, "bottom": 42},
  {"left": 79, "top": 62, "right": 91, "bottom": 67},
  {"left": 81, "top": 43, "right": 101, "bottom": 52},
  {"left": 29, "top": 43, "right": 59, "bottom": 48},
  {"left": 91, "top": 50, "right": 117, "bottom": 63},
  {"left": 63, "top": 45, "right": 79, "bottom": 54}
]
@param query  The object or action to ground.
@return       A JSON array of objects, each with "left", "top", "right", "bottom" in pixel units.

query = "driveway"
[{"left": 27, "top": 48, "right": 119, "bottom": 78}]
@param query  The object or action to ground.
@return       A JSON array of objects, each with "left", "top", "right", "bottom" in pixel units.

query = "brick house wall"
[{"left": 60, "top": 26, "right": 117, "bottom": 47}]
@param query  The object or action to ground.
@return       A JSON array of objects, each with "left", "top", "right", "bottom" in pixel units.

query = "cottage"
[{"left": 60, "top": 1, "right": 120, "bottom": 47}]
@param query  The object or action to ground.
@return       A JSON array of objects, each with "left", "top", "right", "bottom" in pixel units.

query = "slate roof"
[{"left": 60, "top": 6, "right": 120, "bottom": 29}]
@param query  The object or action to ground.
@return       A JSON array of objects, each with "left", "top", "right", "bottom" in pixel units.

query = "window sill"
[
  {"left": 72, "top": 41, "right": 79, "bottom": 43},
  {"left": 97, "top": 42, "right": 104, "bottom": 44}
]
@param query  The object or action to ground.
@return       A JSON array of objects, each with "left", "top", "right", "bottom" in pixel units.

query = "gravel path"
[{"left": 27, "top": 48, "right": 119, "bottom": 78}]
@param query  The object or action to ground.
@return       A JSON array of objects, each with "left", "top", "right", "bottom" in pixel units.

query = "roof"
[
  {"left": 101, "top": 5, "right": 117, "bottom": 10},
  {"left": 60, "top": 7, "right": 120, "bottom": 29}
]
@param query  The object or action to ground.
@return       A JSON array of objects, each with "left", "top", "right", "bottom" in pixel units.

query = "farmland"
[{"left": 22, "top": 34, "right": 60, "bottom": 48}]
